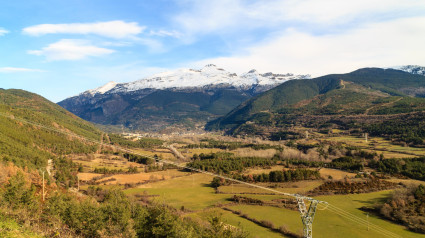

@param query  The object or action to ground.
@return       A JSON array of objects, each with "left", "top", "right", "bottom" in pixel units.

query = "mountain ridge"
[
  {"left": 206, "top": 67, "right": 425, "bottom": 144},
  {"left": 82, "top": 64, "right": 311, "bottom": 96}
]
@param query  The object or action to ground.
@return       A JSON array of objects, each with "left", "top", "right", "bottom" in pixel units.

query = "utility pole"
[
  {"left": 39, "top": 169, "right": 46, "bottom": 202},
  {"left": 367, "top": 213, "right": 369, "bottom": 231},
  {"left": 42, "top": 170, "right": 45, "bottom": 201}
]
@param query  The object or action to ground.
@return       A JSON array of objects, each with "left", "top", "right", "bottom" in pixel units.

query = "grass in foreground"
[
  {"left": 0, "top": 215, "right": 43, "bottom": 238},
  {"left": 189, "top": 208, "right": 285, "bottom": 238}
]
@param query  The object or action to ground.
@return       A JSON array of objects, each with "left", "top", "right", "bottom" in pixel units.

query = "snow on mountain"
[
  {"left": 85, "top": 64, "right": 310, "bottom": 95},
  {"left": 392, "top": 65, "right": 425, "bottom": 76},
  {"left": 87, "top": 81, "right": 118, "bottom": 95}
]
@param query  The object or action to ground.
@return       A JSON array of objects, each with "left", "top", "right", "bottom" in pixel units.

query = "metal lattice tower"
[{"left": 296, "top": 196, "right": 322, "bottom": 238}]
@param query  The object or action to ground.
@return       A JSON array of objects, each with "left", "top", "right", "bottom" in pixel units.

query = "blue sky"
[{"left": 1, "top": 0, "right": 425, "bottom": 102}]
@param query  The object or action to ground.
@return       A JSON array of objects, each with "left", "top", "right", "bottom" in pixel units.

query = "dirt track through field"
[
  {"left": 96, "top": 133, "right": 104, "bottom": 154},
  {"left": 168, "top": 144, "right": 186, "bottom": 160}
]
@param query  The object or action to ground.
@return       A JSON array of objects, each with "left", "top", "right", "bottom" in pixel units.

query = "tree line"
[
  {"left": 369, "top": 157, "right": 425, "bottom": 181},
  {"left": 233, "top": 169, "right": 320, "bottom": 183},
  {"left": 188, "top": 155, "right": 277, "bottom": 174},
  {"left": 184, "top": 139, "right": 283, "bottom": 151}
]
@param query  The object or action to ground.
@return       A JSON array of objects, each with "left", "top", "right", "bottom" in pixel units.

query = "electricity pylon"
[{"left": 296, "top": 195, "right": 326, "bottom": 238}]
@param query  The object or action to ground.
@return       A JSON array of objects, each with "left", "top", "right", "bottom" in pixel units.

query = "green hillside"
[
  {"left": 206, "top": 68, "right": 425, "bottom": 145},
  {"left": 318, "top": 68, "right": 425, "bottom": 96},
  {"left": 0, "top": 89, "right": 101, "bottom": 169},
  {"left": 207, "top": 77, "right": 342, "bottom": 130}
]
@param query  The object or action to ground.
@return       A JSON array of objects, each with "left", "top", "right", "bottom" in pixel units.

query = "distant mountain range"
[
  {"left": 59, "top": 64, "right": 310, "bottom": 132},
  {"left": 59, "top": 64, "right": 425, "bottom": 133},
  {"left": 83, "top": 64, "right": 311, "bottom": 95}
]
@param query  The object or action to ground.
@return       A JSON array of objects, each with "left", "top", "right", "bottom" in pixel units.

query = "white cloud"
[
  {"left": 149, "top": 30, "right": 182, "bottom": 38},
  {"left": 253, "top": 0, "right": 425, "bottom": 24},
  {"left": 101, "top": 41, "right": 133, "bottom": 47},
  {"left": 174, "top": 0, "right": 425, "bottom": 35},
  {"left": 0, "top": 28, "right": 9, "bottom": 36},
  {"left": 23, "top": 21, "right": 145, "bottom": 39},
  {"left": 28, "top": 39, "right": 115, "bottom": 61},
  {"left": 0, "top": 67, "right": 45, "bottom": 73},
  {"left": 193, "top": 17, "right": 425, "bottom": 77},
  {"left": 133, "top": 37, "right": 165, "bottom": 53}
]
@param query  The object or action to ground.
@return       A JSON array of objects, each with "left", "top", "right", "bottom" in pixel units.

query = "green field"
[
  {"left": 126, "top": 173, "right": 232, "bottom": 210},
  {"left": 188, "top": 208, "right": 285, "bottom": 238},
  {"left": 228, "top": 191, "right": 424, "bottom": 238},
  {"left": 125, "top": 169, "right": 425, "bottom": 238}
]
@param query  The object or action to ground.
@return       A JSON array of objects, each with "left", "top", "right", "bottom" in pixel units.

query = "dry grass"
[
  {"left": 318, "top": 168, "right": 356, "bottom": 180},
  {"left": 232, "top": 148, "right": 277, "bottom": 158},
  {"left": 324, "top": 135, "right": 425, "bottom": 157},
  {"left": 385, "top": 178, "right": 425, "bottom": 186},
  {"left": 71, "top": 153, "right": 146, "bottom": 172},
  {"left": 95, "top": 169, "right": 188, "bottom": 185},
  {"left": 132, "top": 148, "right": 175, "bottom": 160},
  {"left": 379, "top": 151, "right": 415, "bottom": 159},
  {"left": 98, "top": 173, "right": 163, "bottom": 184},
  {"left": 278, "top": 147, "right": 323, "bottom": 161},
  {"left": 77, "top": 172, "right": 102, "bottom": 181},
  {"left": 179, "top": 148, "right": 224, "bottom": 158}
]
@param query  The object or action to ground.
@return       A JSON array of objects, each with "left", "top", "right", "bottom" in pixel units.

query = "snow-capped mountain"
[
  {"left": 59, "top": 64, "right": 310, "bottom": 132},
  {"left": 393, "top": 65, "right": 425, "bottom": 76},
  {"left": 84, "top": 64, "right": 310, "bottom": 96}
]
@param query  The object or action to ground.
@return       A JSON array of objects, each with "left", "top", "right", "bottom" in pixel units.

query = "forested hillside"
[{"left": 0, "top": 89, "right": 102, "bottom": 169}]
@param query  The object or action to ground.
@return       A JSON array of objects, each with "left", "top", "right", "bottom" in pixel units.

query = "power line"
[{"left": 326, "top": 205, "right": 402, "bottom": 238}]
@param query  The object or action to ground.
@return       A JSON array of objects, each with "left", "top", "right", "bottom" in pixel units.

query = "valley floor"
[{"left": 74, "top": 132, "right": 425, "bottom": 238}]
